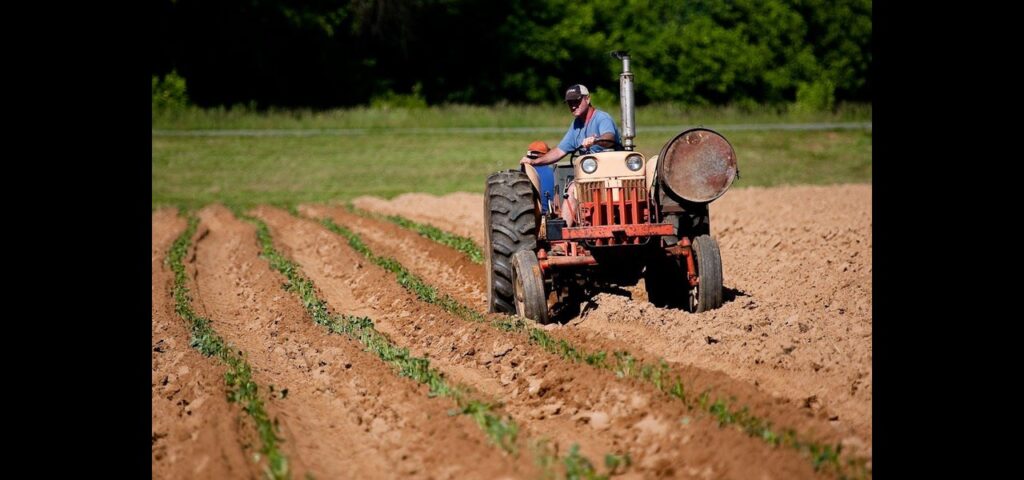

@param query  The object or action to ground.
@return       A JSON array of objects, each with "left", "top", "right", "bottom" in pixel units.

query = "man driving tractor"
[
  {"left": 485, "top": 52, "right": 736, "bottom": 322},
  {"left": 519, "top": 84, "right": 621, "bottom": 168},
  {"left": 520, "top": 84, "right": 622, "bottom": 226}
]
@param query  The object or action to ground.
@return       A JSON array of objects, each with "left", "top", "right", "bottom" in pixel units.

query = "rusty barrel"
[{"left": 657, "top": 128, "right": 737, "bottom": 203}]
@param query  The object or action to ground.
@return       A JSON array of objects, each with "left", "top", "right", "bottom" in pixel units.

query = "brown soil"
[
  {"left": 354, "top": 192, "right": 486, "bottom": 247},
  {"left": 349, "top": 185, "right": 872, "bottom": 458},
  {"left": 189, "top": 205, "right": 535, "bottom": 479},
  {"left": 153, "top": 183, "right": 871, "bottom": 478},
  {"left": 263, "top": 205, "right": 826, "bottom": 479},
  {"left": 152, "top": 209, "right": 263, "bottom": 479}
]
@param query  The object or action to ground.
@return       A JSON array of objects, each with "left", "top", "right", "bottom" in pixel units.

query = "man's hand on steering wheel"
[{"left": 581, "top": 133, "right": 616, "bottom": 151}]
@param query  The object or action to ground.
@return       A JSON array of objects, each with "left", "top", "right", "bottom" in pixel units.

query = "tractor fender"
[
  {"left": 522, "top": 164, "right": 543, "bottom": 214},
  {"left": 522, "top": 163, "right": 541, "bottom": 196},
  {"left": 645, "top": 154, "right": 659, "bottom": 192},
  {"left": 521, "top": 163, "right": 556, "bottom": 214}
]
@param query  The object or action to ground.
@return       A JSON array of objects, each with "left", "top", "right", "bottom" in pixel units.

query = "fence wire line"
[{"left": 153, "top": 122, "right": 872, "bottom": 137}]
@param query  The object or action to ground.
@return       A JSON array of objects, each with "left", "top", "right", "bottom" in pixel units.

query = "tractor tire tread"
[
  {"left": 485, "top": 170, "right": 539, "bottom": 314},
  {"left": 692, "top": 234, "right": 723, "bottom": 312}
]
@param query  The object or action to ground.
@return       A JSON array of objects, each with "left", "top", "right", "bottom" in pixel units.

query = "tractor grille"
[{"left": 578, "top": 179, "right": 649, "bottom": 227}]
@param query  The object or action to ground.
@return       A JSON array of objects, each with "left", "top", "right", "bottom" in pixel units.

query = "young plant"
[
  {"left": 239, "top": 210, "right": 623, "bottom": 476},
  {"left": 167, "top": 213, "right": 290, "bottom": 480}
]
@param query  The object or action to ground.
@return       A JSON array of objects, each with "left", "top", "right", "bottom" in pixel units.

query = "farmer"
[
  {"left": 520, "top": 84, "right": 621, "bottom": 226},
  {"left": 519, "top": 84, "right": 621, "bottom": 167}
]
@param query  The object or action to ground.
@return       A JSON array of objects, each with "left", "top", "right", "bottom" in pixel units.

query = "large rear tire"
[
  {"left": 485, "top": 170, "right": 539, "bottom": 314},
  {"left": 689, "top": 234, "right": 723, "bottom": 312},
  {"left": 511, "top": 250, "right": 549, "bottom": 323}
]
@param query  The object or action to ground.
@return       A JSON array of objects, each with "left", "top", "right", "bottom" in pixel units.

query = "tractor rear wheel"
[
  {"left": 485, "top": 170, "right": 539, "bottom": 314},
  {"left": 689, "top": 234, "right": 723, "bottom": 312},
  {"left": 511, "top": 250, "right": 549, "bottom": 323}
]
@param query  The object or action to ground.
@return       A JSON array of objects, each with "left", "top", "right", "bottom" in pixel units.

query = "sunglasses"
[{"left": 566, "top": 99, "right": 583, "bottom": 109}]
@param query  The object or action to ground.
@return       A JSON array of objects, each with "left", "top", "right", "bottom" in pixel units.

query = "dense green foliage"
[
  {"left": 154, "top": 0, "right": 870, "bottom": 109},
  {"left": 152, "top": 70, "right": 189, "bottom": 111}
]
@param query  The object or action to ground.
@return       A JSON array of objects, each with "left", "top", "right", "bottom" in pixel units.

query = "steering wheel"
[
  {"left": 521, "top": 140, "right": 625, "bottom": 173},
  {"left": 592, "top": 137, "right": 623, "bottom": 150},
  {"left": 569, "top": 139, "right": 624, "bottom": 161}
]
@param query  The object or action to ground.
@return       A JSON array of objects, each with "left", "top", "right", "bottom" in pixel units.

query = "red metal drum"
[{"left": 657, "top": 128, "right": 738, "bottom": 203}]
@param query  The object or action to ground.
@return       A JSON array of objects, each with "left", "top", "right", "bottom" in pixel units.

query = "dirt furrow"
[
  {"left": 152, "top": 209, "right": 263, "bottom": 479},
  {"left": 353, "top": 186, "right": 873, "bottom": 455},
  {"left": 354, "top": 192, "right": 485, "bottom": 246},
  {"left": 255, "top": 205, "right": 827, "bottom": 479},
  {"left": 302, "top": 204, "right": 860, "bottom": 464},
  {"left": 302, "top": 204, "right": 487, "bottom": 310},
  {"left": 190, "top": 205, "right": 531, "bottom": 479},
  {"left": 573, "top": 185, "right": 872, "bottom": 450}
]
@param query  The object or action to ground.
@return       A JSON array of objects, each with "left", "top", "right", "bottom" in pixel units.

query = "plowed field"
[{"left": 153, "top": 184, "right": 871, "bottom": 479}]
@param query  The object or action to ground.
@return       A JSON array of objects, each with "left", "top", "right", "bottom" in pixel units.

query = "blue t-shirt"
[{"left": 557, "top": 109, "right": 621, "bottom": 155}]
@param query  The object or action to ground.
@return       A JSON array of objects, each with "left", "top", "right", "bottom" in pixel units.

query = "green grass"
[
  {"left": 154, "top": 102, "right": 871, "bottom": 130},
  {"left": 238, "top": 209, "right": 622, "bottom": 479},
  {"left": 732, "top": 130, "right": 871, "bottom": 187},
  {"left": 151, "top": 104, "right": 872, "bottom": 209},
  {"left": 167, "top": 214, "right": 290, "bottom": 480},
  {"left": 152, "top": 127, "right": 870, "bottom": 210}
]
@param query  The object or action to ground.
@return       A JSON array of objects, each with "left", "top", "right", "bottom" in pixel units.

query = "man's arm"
[
  {"left": 520, "top": 146, "right": 567, "bottom": 167},
  {"left": 584, "top": 114, "right": 619, "bottom": 149},
  {"left": 582, "top": 132, "right": 616, "bottom": 149}
]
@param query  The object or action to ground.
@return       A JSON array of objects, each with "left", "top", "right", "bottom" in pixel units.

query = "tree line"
[{"left": 153, "top": 0, "right": 870, "bottom": 109}]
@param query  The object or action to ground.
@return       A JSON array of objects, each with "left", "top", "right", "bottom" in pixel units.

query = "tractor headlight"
[
  {"left": 625, "top": 154, "right": 644, "bottom": 171},
  {"left": 581, "top": 157, "right": 598, "bottom": 174}
]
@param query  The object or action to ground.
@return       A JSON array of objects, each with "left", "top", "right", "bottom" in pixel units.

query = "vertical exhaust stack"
[{"left": 613, "top": 51, "right": 635, "bottom": 151}]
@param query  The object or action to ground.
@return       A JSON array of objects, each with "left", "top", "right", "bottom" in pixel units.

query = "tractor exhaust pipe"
[{"left": 612, "top": 51, "right": 635, "bottom": 151}]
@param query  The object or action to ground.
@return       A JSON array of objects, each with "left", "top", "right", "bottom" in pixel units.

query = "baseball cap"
[
  {"left": 564, "top": 84, "right": 590, "bottom": 101},
  {"left": 526, "top": 140, "right": 550, "bottom": 158}
]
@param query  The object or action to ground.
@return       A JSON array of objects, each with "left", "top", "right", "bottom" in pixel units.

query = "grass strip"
[
  {"left": 153, "top": 103, "right": 873, "bottom": 131},
  {"left": 314, "top": 214, "right": 870, "bottom": 480},
  {"left": 167, "top": 214, "right": 290, "bottom": 480},
  {"left": 239, "top": 210, "right": 624, "bottom": 478}
]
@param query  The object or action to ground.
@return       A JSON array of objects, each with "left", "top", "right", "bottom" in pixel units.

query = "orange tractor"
[{"left": 484, "top": 52, "right": 738, "bottom": 323}]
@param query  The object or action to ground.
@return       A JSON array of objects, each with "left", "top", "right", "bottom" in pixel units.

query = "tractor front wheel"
[
  {"left": 511, "top": 250, "right": 550, "bottom": 323},
  {"left": 689, "top": 234, "right": 723, "bottom": 312}
]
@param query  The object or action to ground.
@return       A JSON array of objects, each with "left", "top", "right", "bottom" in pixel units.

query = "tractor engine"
[{"left": 558, "top": 150, "right": 667, "bottom": 246}]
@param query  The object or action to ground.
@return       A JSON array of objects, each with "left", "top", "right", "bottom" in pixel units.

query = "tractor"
[{"left": 484, "top": 51, "right": 738, "bottom": 323}]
